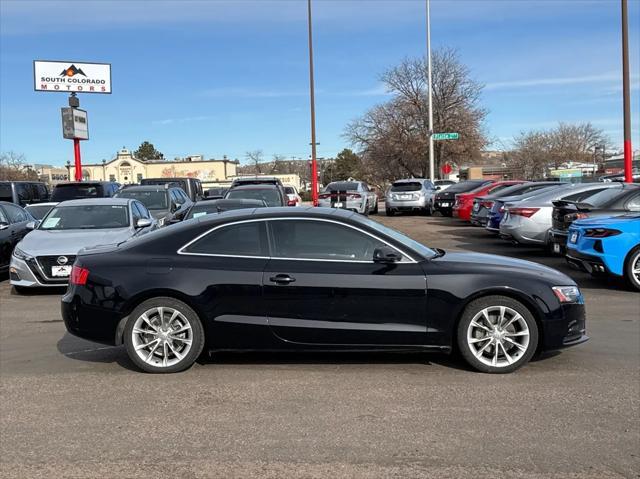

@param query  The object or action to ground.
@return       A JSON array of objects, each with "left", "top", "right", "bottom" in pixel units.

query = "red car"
[{"left": 453, "top": 180, "right": 527, "bottom": 221}]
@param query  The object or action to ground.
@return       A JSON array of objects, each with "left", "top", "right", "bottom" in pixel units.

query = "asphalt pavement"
[{"left": 1, "top": 211, "right": 638, "bottom": 478}]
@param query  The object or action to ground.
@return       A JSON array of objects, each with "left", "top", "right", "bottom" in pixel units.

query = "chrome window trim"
[{"left": 177, "top": 217, "right": 418, "bottom": 263}]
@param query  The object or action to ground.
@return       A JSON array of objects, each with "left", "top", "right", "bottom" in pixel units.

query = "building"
[
  {"left": 66, "top": 148, "right": 238, "bottom": 184},
  {"left": 32, "top": 164, "right": 70, "bottom": 185}
]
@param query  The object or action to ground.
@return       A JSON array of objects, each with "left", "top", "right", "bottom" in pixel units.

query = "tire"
[
  {"left": 457, "top": 295, "right": 539, "bottom": 374},
  {"left": 372, "top": 201, "right": 379, "bottom": 215},
  {"left": 385, "top": 208, "right": 395, "bottom": 217},
  {"left": 624, "top": 246, "right": 640, "bottom": 292},
  {"left": 124, "top": 297, "right": 205, "bottom": 374},
  {"left": 11, "top": 285, "right": 28, "bottom": 295}
]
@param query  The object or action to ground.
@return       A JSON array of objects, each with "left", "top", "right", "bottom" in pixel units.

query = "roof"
[
  {"left": 56, "top": 198, "right": 133, "bottom": 207},
  {"left": 119, "top": 185, "right": 172, "bottom": 192},
  {"left": 228, "top": 184, "right": 280, "bottom": 190},
  {"left": 392, "top": 178, "right": 429, "bottom": 183},
  {"left": 195, "top": 206, "right": 355, "bottom": 224}
]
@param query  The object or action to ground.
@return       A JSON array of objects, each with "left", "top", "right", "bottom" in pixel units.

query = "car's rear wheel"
[
  {"left": 371, "top": 201, "right": 379, "bottom": 215},
  {"left": 625, "top": 247, "right": 640, "bottom": 292},
  {"left": 124, "top": 297, "right": 205, "bottom": 373},
  {"left": 457, "top": 295, "right": 538, "bottom": 373}
]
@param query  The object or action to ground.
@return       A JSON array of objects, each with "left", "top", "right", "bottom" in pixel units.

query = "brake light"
[
  {"left": 508, "top": 207, "right": 540, "bottom": 218},
  {"left": 481, "top": 201, "right": 494, "bottom": 209},
  {"left": 499, "top": 205, "right": 505, "bottom": 213},
  {"left": 564, "top": 212, "right": 589, "bottom": 222},
  {"left": 70, "top": 266, "right": 89, "bottom": 285},
  {"left": 584, "top": 228, "right": 622, "bottom": 238},
  {"left": 287, "top": 199, "right": 297, "bottom": 206}
]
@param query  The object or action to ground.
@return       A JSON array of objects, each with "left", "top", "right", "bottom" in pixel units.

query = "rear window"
[
  {"left": 0, "top": 183, "right": 12, "bottom": 202},
  {"left": 226, "top": 187, "right": 282, "bottom": 206},
  {"left": 51, "top": 183, "right": 105, "bottom": 201},
  {"left": 582, "top": 187, "right": 626, "bottom": 206},
  {"left": 390, "top": 182, "right": 422, "bottom": 192},
  {"left": 284, "top": 186, "right": 295, "bottom": 194},
  {"left": 325, "top": 182, "right": 359, "bottom": 191},
  {"left": 117, "top": 190, "right": 168, "bottom": 210},
  {"left": 445, "top": 181, "right": 488, "bottom": 193}
]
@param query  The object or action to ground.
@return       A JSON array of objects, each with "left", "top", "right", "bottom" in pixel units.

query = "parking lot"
[{"left": 1, "top": 210, "right": 638, "bottom": 479}]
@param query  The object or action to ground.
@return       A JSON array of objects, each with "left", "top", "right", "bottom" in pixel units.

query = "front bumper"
[
  {"left": 542, "top": 302, "right": 589, "bottom": 351},
  {"left": 9, "top": 256, "right": 67, "bottom": 288}
]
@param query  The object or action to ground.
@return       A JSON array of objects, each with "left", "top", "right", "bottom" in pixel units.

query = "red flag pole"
[
  {"left": 622, "top": 0, "right": 633, "bottom": 182},
  {"left": 74, "top": 138, "right": 82, "bottom": 181}
]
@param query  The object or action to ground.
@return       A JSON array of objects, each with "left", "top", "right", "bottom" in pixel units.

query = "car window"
[
  {"left": 183, "top": 221, "right": 267, "bottom": 256},
  {"left": 179, "top": 190, "right": 190, "bottom": 203},
  {"left": 169, "top": 190, "right": 181, "bottom": 204},
  {"left": 390, "top": 182, "right": 422, "bottom": 192},
  {"left": 25, "top": 204, "right": 54, "bottom": 220},
  {"left": 0, "top": 206, "right": 8, "bottom": 223},
  {"left": 626, "top": 192, "right": 640, "bottom": 211},
  {"left": 572, "top": 187, "right": 615, "bottom": 204},
  {"left": 135, "top": 201, "right": 151, "bottom": 218},
  {"left": 3, "top": 203, "right": 29, "bottom": 223},
  {"left": 0, "top": 183, "right": 12, "bottom": 202},
  {"left": 131, "top": 202, "right": 142, "bottom": 222},
  {"left": 15, "top": 184, "right": 31, "bottom": 203},
  {"left": 118, "top": 190, "right": 168, "bottom": 210},
  {"left": 269, "top": 219, "right": 387, "bottom": 261},
  {"left": 226, "top": 188, "right": 282, "bottom": 206},
  {"left": 52, "top": 183, "right": 105, "bottom": 201},
  {"left": 324, "top": 182, "right": 360, "bottom": 191}
]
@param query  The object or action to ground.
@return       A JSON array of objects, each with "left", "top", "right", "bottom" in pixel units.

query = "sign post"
[{"left": 34, "top": 60, "right": 111, "bottom": 182}]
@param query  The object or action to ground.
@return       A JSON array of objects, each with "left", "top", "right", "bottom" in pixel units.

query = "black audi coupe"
[{"left": 62, "top": 207, "right": 588, "bottom": 374}]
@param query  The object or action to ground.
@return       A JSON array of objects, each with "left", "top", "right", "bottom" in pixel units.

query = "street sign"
[
  {"left": 441, "top": 163, "right": 453, "bottom": 175},
  {"left": 34, "top": 60, "right": 112, "bottom": 94},
  {"left": 61, "top": 108, "right": 89, "bottom": 140},
  {"left": 432, "top": 132, "right": 459, "bottom": 140}
]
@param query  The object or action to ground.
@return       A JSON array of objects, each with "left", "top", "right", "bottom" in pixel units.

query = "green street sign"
[{"left": 432, "top": 132, "right": 459, "bottom": 140}]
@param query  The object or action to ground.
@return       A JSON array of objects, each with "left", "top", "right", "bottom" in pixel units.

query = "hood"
[
  {"left": 18, "top": 228, "right": 134, "bottom": 256},
  {"left": 433, "top": 251, "right": 573, "bottom": 285}
]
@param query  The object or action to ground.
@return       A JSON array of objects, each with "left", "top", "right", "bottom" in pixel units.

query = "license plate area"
[{"left": 51, "top": 265, "right": 72, "bottom": 277}]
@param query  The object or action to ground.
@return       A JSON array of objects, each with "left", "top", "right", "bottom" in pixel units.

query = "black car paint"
[
  {"left": 61, "top": 208, "right": 586, "bottom": 355},
  {"left": 433, "top": 180, "right": 493, "bottom": 216},
  {"left": 0, "top": 202, "right": 34, "bottom": 272}
]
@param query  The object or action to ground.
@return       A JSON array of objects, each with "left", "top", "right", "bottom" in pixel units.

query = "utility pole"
[
  {"left": 307, "top": 0, "right": 319, "bottom": 205},
  {"left": 622, "top": 0, "right": 633, "bottom": 182},
  {"left": 426, "top": 0, "right": 435, "bottom": 181}
]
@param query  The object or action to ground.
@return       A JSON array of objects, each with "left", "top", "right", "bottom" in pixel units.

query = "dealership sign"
[{"left": 34, "top": 60, "right": 112, "bottom": 94}]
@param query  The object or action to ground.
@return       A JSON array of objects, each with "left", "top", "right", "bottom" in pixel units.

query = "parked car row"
[{"left": 435, "top": 178, "right": 640, "bottom": 291}]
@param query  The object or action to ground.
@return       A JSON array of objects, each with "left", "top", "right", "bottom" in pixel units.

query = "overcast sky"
[{"left": 1, "top": 0, "right": 638, "bottom": 166}]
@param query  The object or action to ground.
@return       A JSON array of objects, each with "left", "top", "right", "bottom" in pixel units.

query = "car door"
[
  {"left": 0, "top": 206, "right": 13, "bottom": 268},
  {"left": 263, "top": 218, "right": 428, "bottom": 346},
  {"left": 177, "top": 219, "right": 271, "bottom": 349},
  {"left": 0, "top": 203, "right": 31, "bottom": 264}
]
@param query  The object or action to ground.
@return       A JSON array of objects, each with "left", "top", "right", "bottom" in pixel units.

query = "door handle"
[{"left": 269, "top": 274, "right": 296, "bottom": 285}]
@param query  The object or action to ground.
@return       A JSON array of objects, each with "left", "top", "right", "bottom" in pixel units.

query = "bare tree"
[
  {"left": 346, "top": 48, "right": 487, "bottom": 183},
  {"left": 270, "top": 154, "right": 287, "bottom": 174},
  {"left": 509, "top": 122, "right": 609, "bottom": 178},
  {"left": 244, "top": 150, "right": 264, "bottom": 174},
  {"left": 0, "top": 151, "right": 38, "bottom": 181}
]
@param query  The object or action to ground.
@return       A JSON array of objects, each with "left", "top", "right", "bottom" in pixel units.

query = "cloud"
[{"left": 485, "top": 72, "right": 621, "bottom": 90}]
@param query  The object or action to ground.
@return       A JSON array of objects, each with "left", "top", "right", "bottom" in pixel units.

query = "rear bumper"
[
  {"left": 318, "top": 199, "right": 366, "bottom": 214},
  {"left": 549, "top": 229, "right": 568, "bottom": 254},
  {"left": 566, "top": 249, "right": 612, "bottom": 276},
  {"left": 385, "top": 198, "right": 427, "bottom": 210},
  {"left": 61, "top": 290, "right": 120, "bottom": 345}
]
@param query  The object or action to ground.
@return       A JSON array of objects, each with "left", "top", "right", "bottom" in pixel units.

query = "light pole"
[
  {"left": 426, "top": 0, "right": 435, "bottom": 181},
  {"left": 307, "top": 0, "right": 319, "bottom": 205},
  {"left": 621, "top": 0, "right": 633, "bottom": 183}
]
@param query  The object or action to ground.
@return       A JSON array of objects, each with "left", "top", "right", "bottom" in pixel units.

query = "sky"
[{"left": 0, "top": 0, "right": 639, "bottom": 167}]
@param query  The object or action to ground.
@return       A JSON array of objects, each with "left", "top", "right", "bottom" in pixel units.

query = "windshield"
[
  {"left": 25, "top": 204, "right": 55, "bottom": 220},
  {"left": 51, "top": 184, "right": 105, "bottom": 201},
  {"left": 325, "top": 182, "right": 359, "bottom": 192},
  {"left": 391, "top": 182, "right": 422, "bottom": 192},
  {"left": 118, "top": 190, "right": 168, "bottom": 210},
  {"left": 284, "top": 186, "right": 296, "bottom": 194},
  {"left": 226, "top": 188, "right": 282, "bottom": 206},
  {"left": 39, "top": 205, "right": 129, "bottom": 230},
  {"left": 186, "top": 203, "right": 221, "bottom": 219}
]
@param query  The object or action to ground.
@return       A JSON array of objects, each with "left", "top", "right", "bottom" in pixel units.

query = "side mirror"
[
  {"left": 26, "top": 221, "right": 37, "bottom": 230},
  {"left": 0, "top": 222, "right": 9, "bottom": 231},
  {"left": 136, "top": 218, "right": 153, "bottom": 229},
  {"left": 373, "top": 246, "right": 403, "bottom": 264}
]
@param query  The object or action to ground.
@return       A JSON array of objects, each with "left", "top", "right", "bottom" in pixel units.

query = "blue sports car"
[{"left": 566, "top": 214, "right": 640, "bottom": 291}]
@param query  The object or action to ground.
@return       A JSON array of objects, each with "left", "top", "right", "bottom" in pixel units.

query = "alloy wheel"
[
  {"left": 131, "top": 306, "right": 193, "bottom": 368},
  {"left": 466, "top": 305, "right": 530, "bottom": 368},
  {"left": 631, "top": 252, "right": 640, "bottom": 288}
]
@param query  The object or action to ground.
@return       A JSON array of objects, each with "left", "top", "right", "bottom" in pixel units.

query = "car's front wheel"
[
  {"left": 124, "top": 297, "right": 205, "bottom": 373},
  {"left": 625, "top": 247, "right": 640, "bottom": 291},
  {"left": 457, "top": 295, "right": 538, "bottom": 373}
]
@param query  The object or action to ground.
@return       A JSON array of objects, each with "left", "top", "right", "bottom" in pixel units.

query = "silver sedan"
[{"left": 10, "top": 198, "right": 156, "bottom": 289}]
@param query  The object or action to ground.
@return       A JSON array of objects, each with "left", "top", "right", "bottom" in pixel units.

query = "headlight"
[
  {"left": 552, "top": 286, "right": 583, "bottom": 303},
  {"left": 12, "top": 247, "right": 32, "bottom": 261}
]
